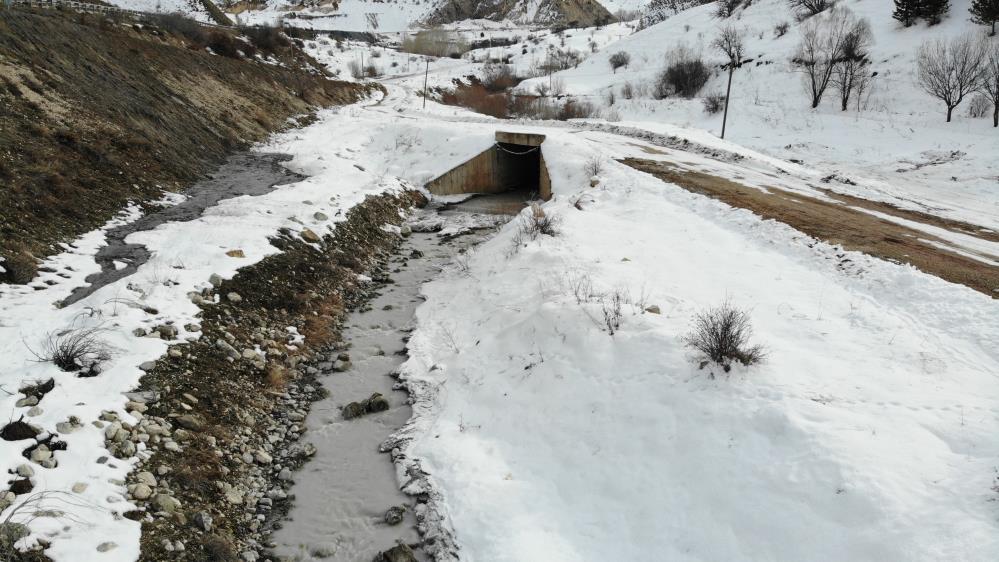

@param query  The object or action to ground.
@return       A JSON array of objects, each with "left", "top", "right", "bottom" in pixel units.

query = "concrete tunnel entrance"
[{"left": 425, "top": 131, "right": 551, "bottom": 213}]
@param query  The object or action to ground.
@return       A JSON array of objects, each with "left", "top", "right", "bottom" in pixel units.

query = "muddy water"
[
  {"left": 61, "top": 152, "right": 301, "bottom": 306},
  {"left": 272, "top": 208, "right": 506, "bottom": 562}
]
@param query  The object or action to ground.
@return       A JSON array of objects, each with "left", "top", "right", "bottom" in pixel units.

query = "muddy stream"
[{"left": 270, "top": 196, "right": 518, "bottom": 561}]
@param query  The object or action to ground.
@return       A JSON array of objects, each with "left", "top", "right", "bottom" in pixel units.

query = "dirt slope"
[{"left": 0, "top": 8, "right": 371, "bottom": 283}]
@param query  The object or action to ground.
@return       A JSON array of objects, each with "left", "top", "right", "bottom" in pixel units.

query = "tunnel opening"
[{"left": 425, "top": 131, "right": 551, "bottom": 215}]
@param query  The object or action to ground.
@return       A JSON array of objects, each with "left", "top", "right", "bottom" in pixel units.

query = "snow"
[
  {"left": 393, "top": 117, "right": 999, "bottom": 562},
  {"left": 514, "top": 0, "right": 999, "bottom": 230},
  {"left": 5, "top": 1, "right": 999, "bottom": 557}
]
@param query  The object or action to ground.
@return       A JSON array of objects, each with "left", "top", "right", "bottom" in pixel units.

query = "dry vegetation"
[{"left": 0, "top": 9, "right": 372, "bottom": 284}]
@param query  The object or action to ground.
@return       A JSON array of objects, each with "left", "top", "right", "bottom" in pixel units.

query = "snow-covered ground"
[
  {"left": 514, "top": 0, "right": 999, "bottom": 230},
  {"left": 5, "top": 0, "right": 999, "bottom": 557}
]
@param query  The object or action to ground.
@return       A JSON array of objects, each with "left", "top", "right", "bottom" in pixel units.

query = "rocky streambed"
[{"left": 270, "top": 206, "right": 509, "bottom": 562}]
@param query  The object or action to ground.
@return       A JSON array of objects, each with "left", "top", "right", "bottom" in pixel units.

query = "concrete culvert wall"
[{"left": 426, "top": 131, "right": 552, "bottom": 201}]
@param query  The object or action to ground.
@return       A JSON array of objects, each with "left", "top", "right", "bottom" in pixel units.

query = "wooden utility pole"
[
  {"left": 721, "top": 66, "right": 734, "bottom": 139},
  {"left": 423, "top": 59, "right": 430, "bottom": 109}
]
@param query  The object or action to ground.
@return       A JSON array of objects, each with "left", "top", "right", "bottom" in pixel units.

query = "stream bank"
[{"left": 270, "top": 203, "right": 514, "bottom": 562}]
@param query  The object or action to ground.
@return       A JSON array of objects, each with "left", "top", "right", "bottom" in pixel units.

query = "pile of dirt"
[{"left": 0, "top": 8, "right": 376, "bottom": 283}]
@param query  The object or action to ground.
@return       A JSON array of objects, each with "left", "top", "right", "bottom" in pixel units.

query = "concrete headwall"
[{"left": 425, "top": 131, "right": 552, "bottom": 200}]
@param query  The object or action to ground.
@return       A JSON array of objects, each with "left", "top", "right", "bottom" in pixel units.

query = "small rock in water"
[
  {"left": 314, "top": 211, "right": 329, "bottom": 221},
  {"left": 342, "top": 393, "right": 390, "bottom": 420},
  {"left": 400, "top": 224, "right": 412, "bottom": 238},
  {"left": 209, "top": 273, "right": 223, "bottom": 287},
  {"left": 96, "top": 541, "right": 117, "bottom": 552},
  {"left": 373, "top": 544, "right": 418, "bottom": 562},
  {"left": 645, "top": 305, "right": 661, "bottom": 314},
  {"left": 383, "top": 506, "right": 405, "bottom": 525}
]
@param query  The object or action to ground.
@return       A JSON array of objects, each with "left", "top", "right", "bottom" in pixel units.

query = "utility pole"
[
  {"left": 721, "top": 65, "right": 734, "bottom": 139},
  {"left": 423, "top": 59, "right": 429, "bottom": 109}
]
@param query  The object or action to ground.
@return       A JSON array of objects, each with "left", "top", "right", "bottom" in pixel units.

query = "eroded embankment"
[
  {"left": 101, "top": 190, "right": 426, "bottom": 562},
  {"left": 0, "top": 8, "right": 374, "bottom": 283},
  {"left": 623, "top": 157, "right": 999, "bottom": 298}
]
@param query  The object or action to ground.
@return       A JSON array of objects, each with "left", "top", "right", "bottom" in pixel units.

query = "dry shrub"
[
  {"left": 683, "top": 301, "right": 765, "bottom": 372},
  {"left": 482, "top": 62, "right": 520, "bottom": 92},
  {"left": 26, "top": 325, "right": 113, "bottom": 374},
  {"left": 703, "top": 93, "right": 726, "bottom": 114},
  {"left": 654, "top": 45, "right": 710, "bottom": 99},
  {"left": 239, "top": 24, "right": 290, "bottom": 53},
  {"left": 446, "top": 83, "right": 510, "bottom": 118}
]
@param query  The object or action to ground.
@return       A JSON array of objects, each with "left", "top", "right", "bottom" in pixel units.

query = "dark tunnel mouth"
[{"left": 495, "top": 142, "right": 541, "bottom": 197}]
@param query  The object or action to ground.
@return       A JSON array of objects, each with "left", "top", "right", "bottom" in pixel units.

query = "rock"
[
  {"left": 254, "top": 451, "right": 272, "bottom": 465},
  {"left": 97, "top": 542, "right": 117, "bottom": 552},
  {"left": 0, "top": 522, "right": 29, "bottom": 547},
  {"left": 131, "top": 484, "right": 153, "bottom": 500},
  {"left": 136, "top": 471, "right": 157, "bottom": 487},
  {"left": 227, "top": 292, "right": 243, "bottom": 303},
  {"left": 645, "top": 305, "right": 661, "bottom": 314},
  {"left": 225, "top": 249, "right": 245, "bottom": 258},
  {"left": 342, "top": 393, "right": 390, "bottom": 420},
  {"left": 16, "top": 464, "right": 34, "bottom": 478},
  {"left": 301, "top": 228, "right": 321, "bottom": 243},
  {"left": 278, "top": 468, "right": 292, "bottom": 481},
  {"left": 590, "top": 175, "right": 601, "bottom": 187},
  {"left": 30, "top": 444, "right": 52, "bottom": 463},
  {"left": 153, "top": 494, "right": 180, "bottom": 513},
  {"left": 209, "top": 274, "right": 223, "bottom": 287},
  {"left": 15, "top": 396, "right": 39, "bottom": 408},
  {"left": 332, "top": 360, "right": 352, "bottom": 372},
  {"left": 156, "top": 324, "right": 179, "bottom": 340},
  {"left": 1, "top": 420, "right": 39, "bottom": 440},
  {"left": 224, "top": 487, "right": 243, "bottom": 505},
  {"left": 193, "top": 511, "right": 213, "bottom": 532},
  {"left": 26, "top": 406, "right": 42, "bottom": 417},
  {"left": 139, "top": 361, "right": 157, "bottom": 372},
  {"left": 400, "top": 224, "right": 412, "bottom": 238},
  {"left": 313, "top": 211, "right": 329, "bottom": 221},
  {"left": 0, "top": 492, "right": 15, "bottom": 512},
  {"left": 72, "top": 483, "right": 88, "bottom": 494},
  {"left": 241, "top": 551, "right": 259, "bottom": 562},
  {"left": 175, "top": 415, "right": 205, "bottom": 432},
  {"left": 133, "top": 327, "right": 148, "bottom": 337},
  {"left": 373, "top": 544, "right": 417, "bottom": 562},
  {"left": 383, "top": 506, "right": 405, "bottom": 525}
]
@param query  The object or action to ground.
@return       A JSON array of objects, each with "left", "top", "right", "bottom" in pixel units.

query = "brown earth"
[
  {"left": 0, "top": 8, "right": 375, "bottom": 283},
  {"left": 622, "top": 157, "right": 999, "bottom": 298}
]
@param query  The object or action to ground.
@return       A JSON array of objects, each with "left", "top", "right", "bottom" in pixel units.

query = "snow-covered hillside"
[{"left": 518, "top": 0, "right": 999, "bottom": 228}]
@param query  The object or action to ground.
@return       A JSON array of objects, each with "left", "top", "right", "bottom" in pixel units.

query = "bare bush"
[
  {"left": 683, "top": 301, "right": 765, "bottom": 372},
  {"left": 621, "top": 81, "right": 635, "bottom": 99},
  {"left": 602, "top": 291, "right": 624, "bottom": 335},
  {"left": 26, "top": 325, "right": 112, "bottom": 374},
  {"left": 703, "top": 93, "right": 726, "bottom": 113},
  {"left": 774, "top": 21, "right": 791, "bottom": 38},
  {"left": 481, "top": 62, "right": 519, "bottom": 92},
  {"left": 917, "top": 36, "right": 988, "bottom": 122},
  {"left": 654, "top": 45, "right": 710, "bottom": 99},
  {"left": 584, "top": 155, "right": 605, "bottom": 177},
  {"left": 609, "top": 51, "right": 632, "bottom": 73},
  {"left": 968, "top": 93, "right": 993, "bottom": 117},
  {"left": 521, "top": 204, "right": 561, "bottom": 239},
  {"left": 789, "top": 0, "right": 834, "bottom": 19},
  {"left": 715, "top": 0, "right": 745, "bottom": 18}
]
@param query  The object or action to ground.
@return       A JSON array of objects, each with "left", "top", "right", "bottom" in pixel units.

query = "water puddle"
[{"left": 61, "top": 152, "right": 300, "bottom": 306}]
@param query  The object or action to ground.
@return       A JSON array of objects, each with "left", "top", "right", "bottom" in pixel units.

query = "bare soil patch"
[{"left": 622, "top": 158, "right": 999, "bottom": 298}]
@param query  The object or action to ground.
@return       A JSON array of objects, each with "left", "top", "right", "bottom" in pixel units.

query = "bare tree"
[
  {"left": 712, "top": 25, "right": 746, "bottom": 138},
  {"left": 789, "top": 0, "right": 834, "bottom": 18},
  {"left": 982, "top": 40, "right": 999, "bottom": 127},
  {"left": 831, "top": 17, "right": 873, "bottom": 111},
  {"left": 793, "top": 7, "right": 857, "bottom": 108},
  {"left": 917, "top": 36, "right": 988, "bottom": 122},
  {"left": 609, "top": 51, "right": 631, "bottom": 74}
]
